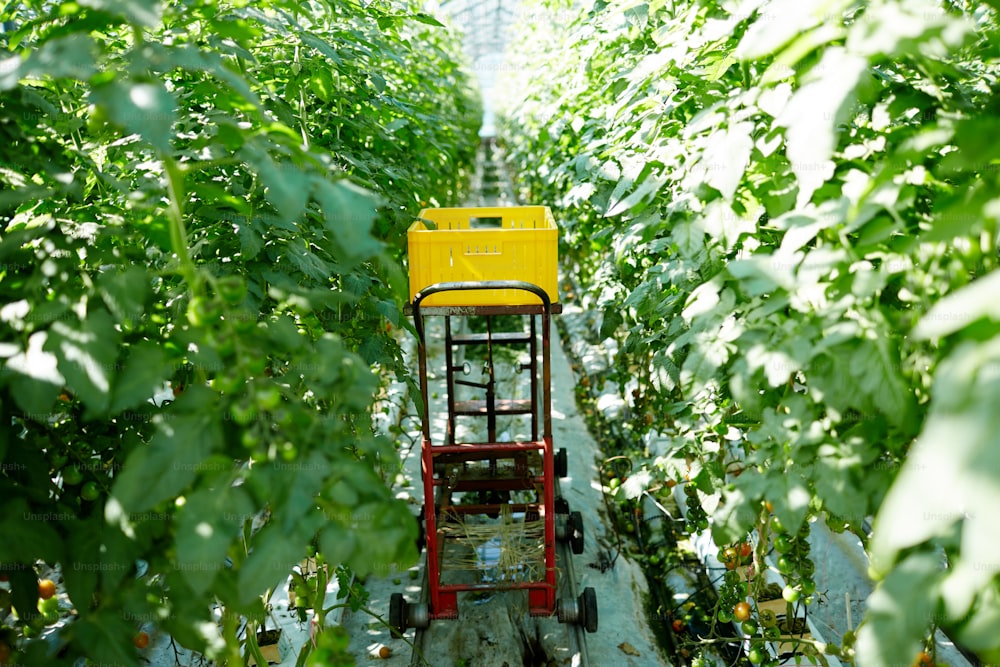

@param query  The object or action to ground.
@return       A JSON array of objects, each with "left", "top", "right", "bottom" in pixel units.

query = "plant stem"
[{"left": 163, "top": 155, "right": 199, "bottom": 292}]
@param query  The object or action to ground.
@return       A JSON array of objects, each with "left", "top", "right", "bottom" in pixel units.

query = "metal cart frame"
[{"left": 392, "top": 280, "right": 578, "bottom": 628}]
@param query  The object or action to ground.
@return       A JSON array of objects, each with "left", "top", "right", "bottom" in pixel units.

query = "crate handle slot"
[{"left": 469, "top": 216, "right": 503, "bottom": 228}]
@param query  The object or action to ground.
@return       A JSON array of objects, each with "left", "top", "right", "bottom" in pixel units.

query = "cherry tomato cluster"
[
  {"left": 683, "top": 481, "right": 709, "bottom": 534},
  {"left": 715, "top": 569, "right": 747, "bottom": 624},
  {"left": 770, "top": 515, "right": 817, "bottom": 606}
]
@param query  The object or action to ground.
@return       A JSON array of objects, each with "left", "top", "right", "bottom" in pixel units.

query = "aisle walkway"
[{"left": 340, "top": 142, "right": 667, "bottom": 665}]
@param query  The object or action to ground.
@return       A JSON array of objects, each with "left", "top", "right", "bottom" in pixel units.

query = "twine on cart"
[{"left": 439, "top": 504, "right": 546, "bottom": 586}]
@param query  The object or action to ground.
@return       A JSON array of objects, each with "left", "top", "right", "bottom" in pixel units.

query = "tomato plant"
[
  {"left": 501, "top": 0, "right": 1000, "bottom": 663},
  {"left": 1, "top": 0, "right": 479, "bottom": 665}
]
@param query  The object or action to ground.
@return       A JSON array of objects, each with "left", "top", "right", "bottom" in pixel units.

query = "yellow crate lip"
[
  {"left": 406, "top": 205, "right": 559, "bottom": 306},
  {"left": 408, "top": 205, "right": 556, "bottom": 232}
]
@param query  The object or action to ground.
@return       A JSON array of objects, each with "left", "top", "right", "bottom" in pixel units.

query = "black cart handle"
[{"left": 411, "top": 280, "right": 552, "bottom": 341}]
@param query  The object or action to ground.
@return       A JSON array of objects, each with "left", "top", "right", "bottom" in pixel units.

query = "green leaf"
[
  {"left": 319, "top": 522, "right": 356, "bottom": 566},
  {"left": 913, "top": 270, "right": 1000, "bottom": 340},
  {"left": 44, "top": 310, "right": 119, "bottom": 417},
  {"left": 300, "top": 31, "right": 344, "bottom": 64},
  {"left": 348, "top": 502, "right": 417, "bottom": 577},
  {"left": 110, "top": 342, "right": 171, "bottom": 413},
  {"left": 701, "top": 123, "right": 753, "bottom": 200},
  {"left": 63, "top": 517, "right": 102, "bottom": 613},
  {"left": 0, "top": 499, "right": 64, "bottom": 565},
  {"left": 175, "top": 486, "right": 254, "bottom": 595},
  {"left": 851, "top": 336, "right": 914, "bottom": 430},
  {"left": 5, "top": 331, "right": 63, "bottom": 415},
  {"left": 0, "top": 34, "right": 98, "bottom": 90},
  {"left": 775, "top": 48, "right": 867, "bottom": 205},
  {"left": 951, "top": 582, "right": 1000, "bottom": 660},
  {"left": 238, "top": 523, "right": 307, "bottom": 605},
  {"left": 855, "top": 551, "right": 942, "bottom": 667},
  {"left": 152, "top": 44, "right": 262, "bottom": 108},
  {"left": 846, "top": 0, "right": 972, "bottom": 58},
  {"left": 90, "top": 79, "right": 177, "bottom": 153},
  {"left": 412, "top": 12, "right": 445, "bottom": 27},
  {"left": 79, "top": 0, "right": 162, "bottom": 27},
  {"left": 771, "top": 473, "right": 812, "bottom": 536},
  {"left": 713, "top": 479, "right": 767, "bottom": 544},
  {"left": 735, "top": 0, "right": 848, "bottom": 60},
  {"left": 108, "top": 403, "right": 220, "bottom": 514},
  {"left": 255, "top": 156, "right": 310, "bottom": 224},
  {"left": 98, "top": 266, "right": 150, "bottom": 328},
  {"left": 313, "top": 178, "right": 383, "bottom": 263},
  {"left": 728, "top": 255, "right": 793, "bottom": 294},
  {"left": 869, "top": 338, "right": 1000, "bottom": 614},
  {"left": 599, "top": 307, "right": 623, "bottom": 340},
  {"left": 71, "top": 609, "right": 140, "bottom": 667}
]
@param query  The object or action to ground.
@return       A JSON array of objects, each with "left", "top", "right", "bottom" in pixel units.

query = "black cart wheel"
[
  {"left": 389, "top": 593, "right": 407, "bottom": 638},
  {"left": 555, "top": 448, "right": 568, "bottom": 478},
  {"left": 581, "top": 587, "right": 598, "bottom": 633},
  {"left": 569, "top": 511, "right": 585, "bottom": 555}
]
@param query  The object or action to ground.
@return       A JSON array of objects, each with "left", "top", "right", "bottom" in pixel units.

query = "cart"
[{"left": 389, "top": 280, "right": 597, "bottom": 635}]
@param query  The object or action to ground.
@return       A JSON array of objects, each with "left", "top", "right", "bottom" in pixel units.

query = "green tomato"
[
  {"left": 62, "top": 466, "right": 83, "bottom": 486},
  {"left": 770, "top": 515, "right": 784, "bottom": 533},
  {"left": 186, "top": 295, "right": 221, "bottom": 327},
  {"left": 782, "top": 585, "right": 800, "bottom": 604},
  {"left": 39, "top": 597, "right": 59, "bottom": 615},
  {"left": 81, "top": 481, "right": 100, "bottom": 501},
  {"left": 773, "top": 534, "right": 793, "bottom": 553},
  {"left": 776, "top": 555, "right": 793, "bottom": 574},
  {"left": 241, "top": 429, "right": 260, "bottom": 448},
  {"left": 742, "top": 619, "right": 759, "bottom": 635},
  {"left": 229, "top": 399, "right": 257, "bottom": 426},
  {"left": 747, "top": 646, "right": 766, "bottom": 664},
  {"left": 717, "top": 609, "right": 732, "bottom": 623},
  {"left": 216, "top": 275, "right": 247, "bottom": 305},
  {"left": 256, "top": 385, "right": 282, "bottom": 411}
]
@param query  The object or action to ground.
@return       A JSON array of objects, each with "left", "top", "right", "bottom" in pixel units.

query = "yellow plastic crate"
[{"left": 407, "top": 206, "right": 558, "bottom": 307}]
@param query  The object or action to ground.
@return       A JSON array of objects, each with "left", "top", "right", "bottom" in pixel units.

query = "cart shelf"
[{"left": 453, "top": 399, "right": 533, "bottom": 416}]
